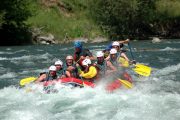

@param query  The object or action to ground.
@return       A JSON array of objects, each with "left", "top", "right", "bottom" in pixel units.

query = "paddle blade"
[
  {"left": 133, "top": 64, "right": 151, "bottom": 77},
  {"left": 20, "top": 77, "right": 37, "bottom": 86},
  {"left": 119, "top": 79, "right": 133, "bottom": 89}
]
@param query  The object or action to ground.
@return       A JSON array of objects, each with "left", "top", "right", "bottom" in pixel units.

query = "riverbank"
[
  {"left": 27, "top": 0, "right": 104, "bottom": 44},
  {"left": 28, "top": 0, "right": 180, "bottom": 45},
  {"left": 0, "top": 0, "right": 180, "bottom": 45}
]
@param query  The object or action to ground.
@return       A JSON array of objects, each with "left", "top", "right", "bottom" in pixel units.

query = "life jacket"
[
  {"left": 110, "top": 57, "right": 119, "bottom": 67},
  {"left": 74, "top": 51, "right": 82, "bottom": 62},
  {"left": 56, "top": 68, "right": 65, "bottom": 78},
  {"left": 80, "top": 65, "right": 98, "bottom": 82},
  {"left": 65, "top": 64, "right": 79, "bottom": 78},
  {"left": 118, "top": 57, "right": 129, "bottom": 67},
  {"left": 118, "top": 49, "right": 129, "bottom": 67},
  {"left": 95, "top": 61, "right": 107, "bottom": 77},
  {"left": 108, "top": 54, "right": 124, "bottom": 75}
]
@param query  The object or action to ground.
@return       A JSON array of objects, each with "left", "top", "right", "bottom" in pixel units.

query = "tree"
[
  {"left": 0, "top": 0, "right": 32, "bottom": 45},
  {"left": 89, "top": 0, "right": 180, "bottom": 39}
]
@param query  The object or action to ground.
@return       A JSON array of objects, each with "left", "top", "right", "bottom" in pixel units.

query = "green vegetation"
[
  {"left": 0, "top": 0, "right": 180, "bottom": 45},
  {"left": 89, "top": 0, "right": 180, "bottom": 39},
  {"left": 157, "top": 0, "right": 180, "bottom": 17},
  {"left": 0, "top": 0, "right": 33, "bottom": 45},
  {"left": 27, "top": 0, "right": 103, "bottom": 41}
]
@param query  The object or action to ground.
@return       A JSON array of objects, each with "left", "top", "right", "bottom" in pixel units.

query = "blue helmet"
[{"left": 74, "top": 41, "right": 82, "bottom": 49}]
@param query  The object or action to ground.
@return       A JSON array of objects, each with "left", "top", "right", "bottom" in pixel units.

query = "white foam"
[
  {"left": 0, "top": 50, "right": 28, "bottom": 55},
  {"left": 0, "top": 79, "right": 179, "bottom": 120},
  {"left": 160, "top": 47, "right": 179, "bottom": 51},
  {"left": 0, "top": 53, "right": 52, "bottom": 62},
  {"left": 0, "top": 72, "right": 17, "bottom": 79},
  {"left": 0, "top": 57, "right": 8, "bottom": 60},
  {"left": 154, "top": 63, "right": 180, "bottom": 76}
]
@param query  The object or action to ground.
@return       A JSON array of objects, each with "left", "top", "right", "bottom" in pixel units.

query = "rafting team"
[{"left": 35, "top": 39, "right": 135, "bottom": 88}]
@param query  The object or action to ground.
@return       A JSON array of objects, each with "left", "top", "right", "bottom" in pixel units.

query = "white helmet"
[
  {"left": 110, "top": 48, "right": 117, "bottom": 54},
  {"left": 66, "top": 55, "right": 73, "bottom": 60},
  {"left": 112, "top": 41, "right": 119, "bottom": 46},
  {"left": 96, "top": 51, "right": 104, "bottom": 57},
  {"left": 49, "top": 65, "right": 57, "bottom": 71},
  {"left": 82, "top": 58, "right": 91, "bottom": 66},
  {"left": 55, "top": 60, "right": 63, "bottom": 66}
]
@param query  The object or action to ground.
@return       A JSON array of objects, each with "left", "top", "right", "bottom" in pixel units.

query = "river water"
[{"left": 0, "top": 40, "right": 180, "bottom": 120}]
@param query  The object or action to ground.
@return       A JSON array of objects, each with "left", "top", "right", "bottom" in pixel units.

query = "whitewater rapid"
[{"left": 0, "top": 40, "right": 180, "bottom": 120}]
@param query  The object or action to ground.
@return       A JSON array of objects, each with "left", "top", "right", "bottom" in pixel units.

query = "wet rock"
[
  {"left": 31, "top": 27, "right": 57, "bottom": 44},
  {"left": 37, "top": 34, "right": 56, "bottom": 44},
  {"left": 152, "top": 37, "right": 161, "bottom": 43},
  {"left": 90, "top": 37, "right": 108, "bottom": 43}
]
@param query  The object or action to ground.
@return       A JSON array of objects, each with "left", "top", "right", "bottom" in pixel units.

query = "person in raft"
[
  {"left": 105, "top": 39, "right": 136, "bottom": 66},
  {"left": 35, "top": 65, "right": 57, "bottom": 83},
  {"left": 78, "top": 58, "right": 98, "bottom": 83},
  {"left": 64, "top": 55, "right": 79, "bottom": 78},
  {"left": 94, "top": 51, "right": 107, "bottom": 79},
  {"left": 103, "top": 39, "right": 130, "bottom": 58},
  {"left": 73, "top": 41, "right": 96, "bottom": 68},
  {"left": 106, "top": 48, "right": 133, "bottom": 83},
  {"left": 106, "top": 48, "right": 122, "bottom": 75},
  {"left": 111, "top": 41, "right": 131, "bottom": 67},
  {"left": 54, "top": 60, "right": 66, "bottom": 78}
]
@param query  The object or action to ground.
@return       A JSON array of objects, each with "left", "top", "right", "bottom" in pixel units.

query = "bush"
[
  {"left": 89, "top": 0, "right": 180, "bottom": 39},
  {"left": 0, "top": 0, "right": 33, "bottom": 45}
]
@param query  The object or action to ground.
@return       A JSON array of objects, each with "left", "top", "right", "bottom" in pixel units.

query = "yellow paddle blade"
[
  {"left": 118, "top": 79, "right": 133, "bottom": 89},
  {"left": 133, "top": 64, "right": 151, "bottom": 77},
  {"left": 118, "top": 57, "right": 129, "bottom": 67},
  {"left": 20, "top": 77, "right": 37, "bottom": 86},
  {"left": 135, "top": 64, "right": 151, "bottom": 70}
]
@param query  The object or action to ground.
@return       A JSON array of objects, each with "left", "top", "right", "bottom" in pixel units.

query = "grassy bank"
[
  {"left": 156, "top": 0, "right": 180, "bottom": 17},
  {"left": 27, "top": 0, "right": 180, "bottom": 42},
  {"left": 27, "top": 0, "right": 104, "bottom": 42}
]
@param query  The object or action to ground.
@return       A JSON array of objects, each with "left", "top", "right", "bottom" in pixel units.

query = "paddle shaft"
[
  {"left": 128, "top": 43, "right": 152, "bottom": 77},
  {"left": 128, "top": 43, "right": 135, "bottom": 60}
]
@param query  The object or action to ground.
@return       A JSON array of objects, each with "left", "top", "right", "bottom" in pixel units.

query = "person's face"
[
  {"left": 110, "top": 54, "right": 117, "bottom": 60},
  {"left": 49, "top": 71, "right": 56, "bottom": 76},
  {"left": 112, "top": 46, "right": 119, "bottom": 51},
  {"left": 75, "top": 47, "right": 81, "bottom": 53},
  {"left": 97, "top": 57, "right": 104, "bottom": 63},
  {"left": 66, "top": 59, "right": 73, "bottom": 66},
  {"left": 55, "top": 65, "right": 62, "bottom": 70}
]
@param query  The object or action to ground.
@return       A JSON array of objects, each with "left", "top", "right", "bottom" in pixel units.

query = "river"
[{"left": 0, "top": 40, "right": 180, "bottom": 120}]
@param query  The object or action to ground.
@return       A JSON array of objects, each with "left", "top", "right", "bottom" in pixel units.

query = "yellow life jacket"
[
  {"left": 118, "top": 57, "right": 129, "bottom": 67},
  {"left": 80, "top": 66, "right": 97, "bottom": 79}
]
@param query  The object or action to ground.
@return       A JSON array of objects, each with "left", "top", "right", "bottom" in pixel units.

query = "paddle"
[
  {"left": 118, "top": 79, "right": 133, "bottom": 89},
  {"left": 20, "top": 77, "right": 37, "bottom": 86},
  {"left": 128, "top": 43, "right": 151, "bottom": 77},
  {"left": 133, "top": 64, "right": 151, "bottom": 77}
]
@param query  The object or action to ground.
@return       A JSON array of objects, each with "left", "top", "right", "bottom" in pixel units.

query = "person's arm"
[
  {"left": 65, "top": 71, "right": 71, "bottom": 77},
  {"left": 82, "top": 49, "right": 96, "bottom": 60},
  {"left": 105, "top": 55, "right": 110, "bottom": 61},
  {"left": 35, "top": 74, "right": 46, "bottom": 83},
  {"left": 120, "top": 52, "right": 130, "bottom": 62},
  {"left": 118, "top": 39, "right": 129, "bottom": 44},
  {"left": 106, "top": 61, "right": 117, "bottom": 72}
]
